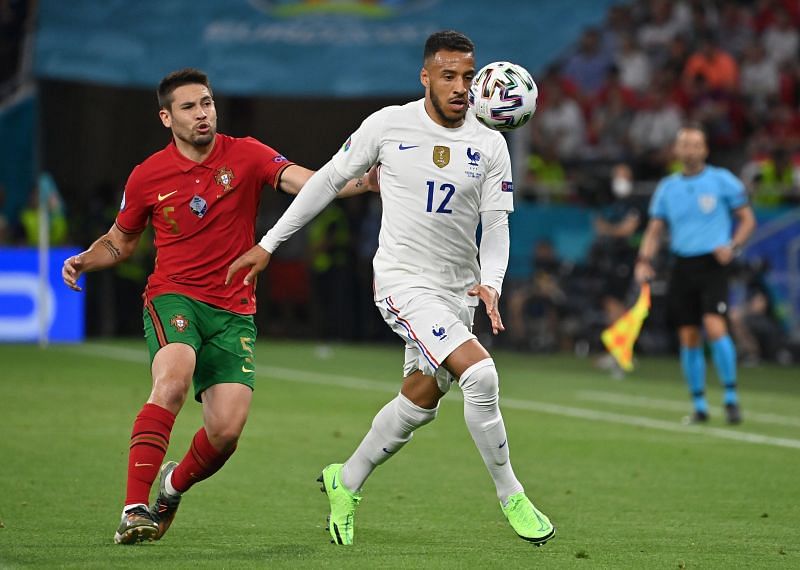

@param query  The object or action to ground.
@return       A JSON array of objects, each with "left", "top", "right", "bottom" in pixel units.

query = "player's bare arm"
[
  {"left": 635, "top": 218, "right": 665, "bottom": 283},
  {"left": 277, "top": 164, "right": 379, "bottom": 197},
  {"left": 62, "top": 224, "right": 142, "bottom": 291},
  {"left": 713, "top": 205, "right": 756, "bottom": 265}
]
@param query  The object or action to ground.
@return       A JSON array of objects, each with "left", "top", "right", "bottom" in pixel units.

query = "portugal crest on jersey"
[
  {"left": 169, "top": 314, "right": 189, "bottom": 333},
  {"left": 698, "top": 194, "right": 717, "bottom": 213},
  {"left": 433, "top": 146, "right": 450, "bottom": 168},
  {"left": 215, "top": 166, "right": 235, "bottom": 193}
]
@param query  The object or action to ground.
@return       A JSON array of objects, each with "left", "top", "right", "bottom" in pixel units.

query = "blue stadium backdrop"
[{"left": 35, "top": 0, "right": 621, "bottom": 97}]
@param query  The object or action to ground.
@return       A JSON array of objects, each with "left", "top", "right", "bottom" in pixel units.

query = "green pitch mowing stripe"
[{"left": 63, "top": 343, "right": 800, "bottom": 451}]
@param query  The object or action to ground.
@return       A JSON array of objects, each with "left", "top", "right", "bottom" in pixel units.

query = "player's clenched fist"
[
  {"left": 225, "top": 245, "right": 271, "bottom": 287},
  {"left": 62, "top": 254, "right": 85, "bottom": 292}
]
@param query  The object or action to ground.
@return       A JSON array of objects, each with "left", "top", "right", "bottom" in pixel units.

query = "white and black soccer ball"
[{"left": 469, "top": 61, "right": 538, "bottom": 132}]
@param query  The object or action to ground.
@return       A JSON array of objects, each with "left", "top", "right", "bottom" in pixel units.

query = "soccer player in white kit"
[{"left": 227, "top": 30, "right": 555, "bottom": 547}]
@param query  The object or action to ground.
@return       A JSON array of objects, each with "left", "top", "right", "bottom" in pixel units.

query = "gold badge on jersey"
[
  {"left": 215, "top": 166, "right": 235, "bottom": 194},
  {"left": 433, "top": 146, "right": 450, "bottom": 168}
]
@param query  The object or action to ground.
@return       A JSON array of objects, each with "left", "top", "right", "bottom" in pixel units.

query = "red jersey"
[{"left": 115, "top": 133, "right": 293, "bottom": 314}]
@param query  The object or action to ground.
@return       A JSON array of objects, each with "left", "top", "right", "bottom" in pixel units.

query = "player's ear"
[
  {"left": 159, "top": 108, "right": 171, "bottom": 128},
  {"left": 420, "top": 67, "right": 429, "bottom": 88}
]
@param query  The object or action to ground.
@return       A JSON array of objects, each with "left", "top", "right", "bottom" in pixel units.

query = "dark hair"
[
  {"left": 679, "top": 121, "right": 708, "bottom": 142},
  {"left": 157, "top": 68, "right": 212, "bottom": 110},
  {"left": 423, "top": 30, "right": 474, "bottom": 62}
]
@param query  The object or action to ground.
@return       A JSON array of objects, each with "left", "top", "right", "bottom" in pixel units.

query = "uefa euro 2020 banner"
[{"left": 35, "top": 0, "right": 619, "bottom": 97}]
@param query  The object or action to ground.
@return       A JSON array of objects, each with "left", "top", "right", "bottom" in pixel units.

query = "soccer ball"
[{"left": 469, "top": 61, "right": 538, "bottom": 132}]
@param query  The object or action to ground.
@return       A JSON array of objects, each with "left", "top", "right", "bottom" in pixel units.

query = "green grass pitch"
[{"left": 1, "top": 340, "right": 798, "bottom": 568}]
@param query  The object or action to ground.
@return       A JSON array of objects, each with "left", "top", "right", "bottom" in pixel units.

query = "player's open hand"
[
  {"left": 62, "top": 255, "right": 84, "bottom": 292},
  {"left": 713, "top": 244, "right": 735, "bottom": 266},
  {"left": 226, "top": 245, "right": 271, "bottom": 286},
  {"left": 468, "top": 284, "right": 505, "bottom": 335}
]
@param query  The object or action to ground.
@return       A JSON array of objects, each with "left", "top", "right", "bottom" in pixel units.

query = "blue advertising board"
[
  {"left": 35, "top": 0, "right": 619, "bottom": 96},
  {"left": 0, "top": 248, "right": 84, "bottom": 342}
]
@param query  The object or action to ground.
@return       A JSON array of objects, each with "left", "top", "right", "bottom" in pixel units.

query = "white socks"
[
  {"left": 341, "top": 393, "right": 438, "bottom": 491},
  {"left": 459, "top": 358, "right": 523, "bottom": 504}
]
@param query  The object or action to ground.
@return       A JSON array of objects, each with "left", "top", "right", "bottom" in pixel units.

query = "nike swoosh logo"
[
  {"left": 533, "top": 511, "right": 550, "bottom": 532},
  {"left": 499, "top": 440, "right": 507, "bottom": 449},
  {"left": 398, "top": 144, "right": 419, "bottom": 150},
  {"left": 382, "top": 447, "right": 395, "bottom": 454},
  {"left": 332, "top": 474, "right": 339, "bottom": 490},
  {"left": 134, "top": 462, "right": 154, "bottom": 467},
  {"left": 157, "top": 190, "right": 178, "bottom": 201},
  {"left": 242, "top": 366, "right": 254, "bottom": 373}
]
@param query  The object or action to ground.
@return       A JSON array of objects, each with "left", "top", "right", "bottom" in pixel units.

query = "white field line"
[
  {"left": 62, "top": 344, "right": 800, "bottom": 451},
  {"left": 577, "top": 390, "right": 800, "bottom": 428}
]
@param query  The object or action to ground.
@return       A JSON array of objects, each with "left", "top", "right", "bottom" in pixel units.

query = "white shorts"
[{"left": 377, "top": 289, "right": 476, "bottom": 393}]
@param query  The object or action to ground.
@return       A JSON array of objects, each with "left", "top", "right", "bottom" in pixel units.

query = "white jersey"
[{"left": 330, "top": 99, "right": 514, "bottom": 301}]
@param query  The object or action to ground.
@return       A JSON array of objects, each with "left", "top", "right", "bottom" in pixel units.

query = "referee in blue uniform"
[{"left": 635, "top": 125, "right": 756, "bottom": 424}]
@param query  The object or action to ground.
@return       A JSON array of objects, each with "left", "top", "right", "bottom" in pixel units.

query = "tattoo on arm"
[
  {"left": 99, "top": 238, "right": 122, "bottom": 260},
  {"left": 355, "top": 177, "right": 364, "bottom": 188}
]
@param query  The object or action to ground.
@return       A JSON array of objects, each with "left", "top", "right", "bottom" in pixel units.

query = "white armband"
[
  {"left": 479, "top": 210, "right": 510, "bottom": 296},
  {"left": 258, "top": 162, "right": 349, "bottom": 253}
]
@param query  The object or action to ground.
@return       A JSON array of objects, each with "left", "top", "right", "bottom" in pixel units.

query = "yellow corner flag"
[{"left": 601, "top": 283, "right": 651, "bottom": 372}]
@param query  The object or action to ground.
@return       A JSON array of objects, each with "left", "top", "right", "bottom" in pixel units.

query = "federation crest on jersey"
[
  {"left": 433, "top": 146, "right": 450, "bottom": 168},
  {"left": 215, "top": 166, "right": 235, "bottom": 193},
  {"left": 698, "top": 194, "right": 717, "bottom": 213},
  {"left": 466, "top": 147, "right": 481, "bottom": 166},
  {"left": 190, "top": 195, "right": 208, "bottom": 218},
  {"left": 169, "top": 314, "right": 189, "bottom": 333}
]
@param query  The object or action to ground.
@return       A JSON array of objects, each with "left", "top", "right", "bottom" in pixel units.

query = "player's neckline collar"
[{"left": 169, "top": 133, "right": 223, "bottom": 172}]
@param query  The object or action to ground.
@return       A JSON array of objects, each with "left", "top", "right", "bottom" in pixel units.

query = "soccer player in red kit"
[{"left": 62, "top": 68, "right": 372, "bottom": 544}]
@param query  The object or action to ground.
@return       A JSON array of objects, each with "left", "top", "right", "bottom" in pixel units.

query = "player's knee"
[
  {"left": 459, "top": 358, "right": 499, "bottom": 408},
  {"left": 205, "top": 425, "right": 242, "bottom": 453},
  {"left": 395, "top": 392, "right": 438, "bottom": 429}
]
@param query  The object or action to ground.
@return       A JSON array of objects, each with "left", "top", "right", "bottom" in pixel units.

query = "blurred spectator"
[
  {"left": 717, "top": 3, "right": 755, "bottom": 58},
  {"left": 615, "top": 34, "right": 652, "bottom": 93},
  {"left": 739, "top": 41, "right": 781, "bottom": 113},
  {"left": 0, "top": 183, "right": 9, "bottom": 243},
  {"left": 531, "top": 81, "right": 587, "bottom": 161},
  {"left": 561, "top": 27, "right": 614, "bottom": 97},
  {"left": 637, "top": 0, "right": 682, "bottom": 59},
  {"left": 18, "top": 172, "right": 68, "bottom": 245},
  {"left": 660, "top": 36, "right": 691, "bottom": 78},
  {"left": 507, "top": 240, "right": 569, "bottom": 351},
  {"left": 590, "top": 164, "right": 646, "bottom": 329},
  {"left": 628, "top": 86, "right": 683, "bottom": 176},
  {"left": 764, "top": 101, "right": 800, "bottom": 149},
  {"left": 741, "top": 146, "right": 799, "bottom": 206},
  {"left": 685, "top": 75, "right": 742, "bottom": 147},
  {"left": 729, "top": 259, "right": 787, "bottom": 364},
  {"left": 762, "top": 7, "right": 799, "bottom": 66},
  {"left": 681, "top": 33, "right": 739, "bottom": 93},
  {"left": 753, "top": 0, "right": 800, "bottom": 33},
  {"left": 526, "top": 147, "right": 568, "bottom": 203},
  {"left": 588, "top": 83, "right": 634, "bottom": 162},
  {"left": 307, "top": 202, "right": 353, "bottom": 340}
]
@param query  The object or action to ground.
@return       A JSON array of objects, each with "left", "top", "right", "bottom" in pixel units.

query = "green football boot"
[
  {"left": 501, "top": 492, "right": 555, "bottom": 546},
  {"left": 317, "top": 463, "right": 361, "bottom": 545},
  {"left": 150, "top": 461, "right": 181, "bottom": 540},
  {"left": 114, "top": 505, "right": 159, "bottom": 545}
]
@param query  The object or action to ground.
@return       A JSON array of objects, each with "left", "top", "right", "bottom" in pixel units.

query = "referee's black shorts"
[{"left": 667, "top": 253, "right": 730, "bottom": 327}]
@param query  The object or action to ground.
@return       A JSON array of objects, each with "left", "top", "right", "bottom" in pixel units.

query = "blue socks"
[
  {"left": 680, "top": 346, "right": 707, "bottom": 414},
  {"left": 710, "top": 335, "right": 738, "bottom": 406}
]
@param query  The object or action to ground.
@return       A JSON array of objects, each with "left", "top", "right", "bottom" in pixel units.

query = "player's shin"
[
  {"left": 125, "top": 403, "right": 176, "bottom": 507},
  {"left": 341, "top": 393, "right": 437, "bottom": 491},
  {"left": 459, "top": 359, "right": 523, "bottom": 504}
]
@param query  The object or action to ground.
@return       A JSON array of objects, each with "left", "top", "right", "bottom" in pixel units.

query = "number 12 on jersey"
[{"left": 426, "top": 181, "right": 455, "bottom": 214}]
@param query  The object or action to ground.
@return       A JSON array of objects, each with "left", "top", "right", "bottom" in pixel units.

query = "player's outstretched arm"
[
  {"left": 278, "top": 164, "right": 378, "bottom": 198},
  {"left": 62, "top": 224, "right": 142, "bottom": 292}
]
